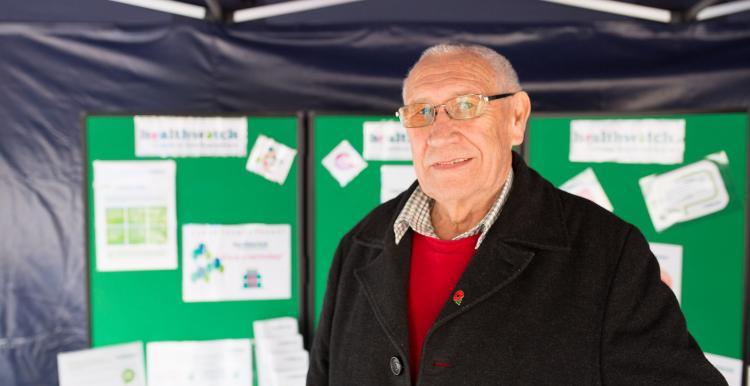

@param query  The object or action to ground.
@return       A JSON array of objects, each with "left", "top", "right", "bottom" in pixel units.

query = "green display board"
[
  {"left": 85, "top": 115, "right": 302, "bottom": 347},
  {"left": 527, "top": 112, "right": 748, "bottom": 361},
  {"left": 309, "top": 114, "right": 412, "bottom": 327}
]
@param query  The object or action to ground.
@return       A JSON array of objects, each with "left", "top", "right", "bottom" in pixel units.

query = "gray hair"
[{"left": 402, "top": 43, "right": 521, "bottom": 102}]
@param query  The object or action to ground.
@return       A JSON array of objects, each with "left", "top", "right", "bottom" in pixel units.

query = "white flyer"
[
  {"left": 246, "top": 134, "right": 297, "bottom": 185},
  {"left": 559, "top": 167, "right": 614, "bottom": 212},
  {"left": 182, "top": 224, "right": 291, "bottom": 302},
  {"left": 57, "top": 342, "right": 146, "bottom": 386},
  {"left": 135, "top": 116, "right": 247, "bottom": 158},
  {"left": 380, "top": 165, "right": 417, "bottom": 203},
  {"left": 640, "top": 157, "right": 730, "bottom": 232},
  {"left": 363, "top": 120, "right": 412, "bottom": 161},
  {"left": 253, "top": 317, "right": 307, "bottom": 386},
  {"left": 569, "top": 119, "right": 685, "bottom": 164},
  {"left": 93, "top": 160, "right": 177, "bottom": 271},
  {"left": 704, "top": 353, "right": 741, "bottom": 386},
  {"left": 649, "top": 242, "right": 683, "bottom": 304},
  {"left": 322, "top": 140, "right": 368, "bottom": 188},
  {"left": 146, "top": 339, "right": 252, "bottom": 386}
]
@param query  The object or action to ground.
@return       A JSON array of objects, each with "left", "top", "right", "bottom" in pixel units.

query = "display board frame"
[
  {"left": 82, "top": 111, "right": 309, "bottom": 349},
  {"left": 525, "top": 109, "right": 749, "bottom": 385}
]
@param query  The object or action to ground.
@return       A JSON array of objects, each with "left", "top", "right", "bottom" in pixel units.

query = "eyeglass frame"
[{"left": 395, "top": 92, "right": 518, "bottom": 128}]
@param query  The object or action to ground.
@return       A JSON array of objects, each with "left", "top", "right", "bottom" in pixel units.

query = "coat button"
[{"left": 389, "top": 356, "right": 403, "bottom": 376}]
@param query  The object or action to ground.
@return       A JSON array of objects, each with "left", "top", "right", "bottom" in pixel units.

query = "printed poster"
[
  {"left": 640, "top": 156, "right": 730, "bottom": 232},
  {"left": 322, "top": 140, "right": 368, "bottom": 188},
  {"left": 559, "top": 167, "right": 614, "bottom": 212},
  {"left": 58, "top": 342, "right": 146, "bottom": 386},
  {"left": 380, "top": 165, "right": 416, "bottom": 203},
  {"left": 363, "top": 121, "right": 412, "bottom": 161},
  {"left": 93, "top": 160, "right": 177, "bottom": 271},
  {"left": 569, "top": 119, "right": 685, "bottom": 164},
  {"left": 147, "top": 339, "right": 252, "bottom": 386},
  {"left": 649, "top": 242, "right": 683, "bottom": 304},
  {"left": 182, "top": 224, "right": 291, "bottom": 302},
  {"left": 246, "top": 134, "right": 297, "bottom": 185},
  {"left": 135, "top": 116, "right": 247, "bottom": 158}
]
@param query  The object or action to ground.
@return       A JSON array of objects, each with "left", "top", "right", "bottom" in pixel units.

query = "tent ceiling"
[{"left": 1, "top": 0, "right": 749, "bottom": 24}]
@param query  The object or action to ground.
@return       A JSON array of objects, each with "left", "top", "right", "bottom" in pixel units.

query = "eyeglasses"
[{"left": 396, "top": 92, "right": 517, "bottom": 128}]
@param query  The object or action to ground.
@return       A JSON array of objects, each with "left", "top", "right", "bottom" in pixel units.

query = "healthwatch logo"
[
  {"left": 569, "top": 119, "right": 685, "bottom": 165},
  {"left": 134, "top": 116, "right": 248, "bottom": 158},
  {"left": 139, "top": 127, "right": 240, "bottom": 141}
]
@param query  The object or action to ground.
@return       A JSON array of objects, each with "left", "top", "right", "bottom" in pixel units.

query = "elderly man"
[{"left": 308, "top": 44, "right": 724, "bottom": 385}]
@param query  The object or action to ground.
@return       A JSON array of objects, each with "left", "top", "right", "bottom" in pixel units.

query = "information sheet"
[
  {"left": 182, "top": 223, "right": 292, "bottom": 302},
  {"left": 93, "top": 160, "right": 177, "bottom": 271}
]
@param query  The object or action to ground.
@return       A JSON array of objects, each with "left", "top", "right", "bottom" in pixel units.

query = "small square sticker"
[
  {"left": 322, "top": 140, "right": 368, "bottom": 188},
  {"left": 246, "top": 135, "right": 297, "bottom": 185}
]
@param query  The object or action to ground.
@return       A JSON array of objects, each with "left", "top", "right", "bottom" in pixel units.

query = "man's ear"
[{"left": 510, "top": 91, "right": 531, "bottom": 146}]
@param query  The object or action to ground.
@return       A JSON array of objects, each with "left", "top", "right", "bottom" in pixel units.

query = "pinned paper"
[
  {"left": 559, "top": 168, "right": 614, "bottom": 212},
  {"left": 135, "top": 116, "right": 248, "bottom": 158},
  {"left": 569, "top": 119, "right": 685, "bottom": 164},
  {"left": 182, "top": 224, "right": 291, "bottom": 302},
  {"left": 93, "top": 160, "right": 177, "bottom": 271},
  {"left": 704, "top": 353, "right": 741, "bottom": 386},
  {"left": 640, "top": 157, "right": 729, "bottom": 232},
  {"left": 246, "top": 135, "right": 297, "bottom": 185},
  {"left": 146, "top": 339, "right": 252, "bottom": 386},
  {"left": 58, "top": 342, "right": 146, "bottom": 386},
  {"left": 380, "top": 165, "right": 416, "bottom": 203},
  {"left": 322, "top": 140, "right": 368, "bottom": 187},
  {"left": 363, "top": 121, "right": 412, "bottom": 161},
  {"left": 253, "top": 317, "right": 308, "bottom": 386},
  {"left": 649, "top": 242, "right": 683, "bottom": 304}
]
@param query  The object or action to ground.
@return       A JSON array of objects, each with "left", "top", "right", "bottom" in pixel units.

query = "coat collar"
[{"left": 354, "top": 151, "right": 571, "bottom": 365}]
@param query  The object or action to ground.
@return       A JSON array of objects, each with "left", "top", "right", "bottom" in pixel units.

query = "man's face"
[{"left": 403, "top": 53, "right": 527, "bottom": 205}]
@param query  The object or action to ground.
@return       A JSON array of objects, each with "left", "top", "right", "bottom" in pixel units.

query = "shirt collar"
[{"left": 393, "top": 168, "right": 514, "bottom": 249}]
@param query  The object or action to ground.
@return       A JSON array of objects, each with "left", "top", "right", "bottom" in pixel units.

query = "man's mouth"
[{"left": 432, "top": 158, "right": 472, "bottom": 169}]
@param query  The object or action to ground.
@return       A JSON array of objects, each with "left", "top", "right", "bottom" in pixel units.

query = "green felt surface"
[{"left": 528, "top": 113, "right": 747, "bottom": 359}]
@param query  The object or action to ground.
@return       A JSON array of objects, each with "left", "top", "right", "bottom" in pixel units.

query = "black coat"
[{"left": 308, "top": 152, "right": 726, "bottom": 385}]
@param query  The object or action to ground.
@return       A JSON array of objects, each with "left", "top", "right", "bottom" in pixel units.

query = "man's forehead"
[{"left": 405, "top": 55, "right": 497, "bottom": 102}]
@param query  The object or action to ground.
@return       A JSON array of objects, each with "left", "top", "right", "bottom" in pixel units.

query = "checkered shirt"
[{"left": 393, "top": 169, "right": 514, "bottom": 249}]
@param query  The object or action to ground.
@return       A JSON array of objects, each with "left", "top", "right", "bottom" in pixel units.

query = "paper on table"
[
  {"left": 253, "top": 317, "right": 308, "bottom": 386},
  {"left": 146, "top": 339, "right": 252, "bottom": 386},
  {"left": 380, "top": 165, "right": 416, "bottom": 203},
  {"left": 246, "top": 134, "right": 297, "bottom": 185},
  {"left": 559, "top": 167, "right": 613, "bottom": 212},
  {"left": 704, "top": 353, "right": 741, "bottom": 386},
  {"left": 569, "top": 119, "right": 685, "bottom": 164},
  {"left": 363, "top": 121, "right": 412, "bottom": 161},
  {"left": 640, "top": 157, "right": 730, "bottom": 232},
  {"left": 135, "top": 116, "right": 248, "bottom": 158},
  {"left": 93, "top": 160, "right": 177, "bottom": 271},
  {"left": 253, "top": 317, "right": 299, "bottom": 339},
  {"left": 649, "top": 242, "right": 683, "bottom": 304},
  {"left": 182, "top": 224, "right": 291, "bottom": 302},
  {"left": 322, "top": 140, "right": 368, "bottom": 188},
  {"left": 57, "top": 342, "right": 146, "bottom": 386}
]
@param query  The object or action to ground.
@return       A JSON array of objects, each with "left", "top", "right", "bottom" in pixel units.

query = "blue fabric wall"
[{"left": 1, "top": 19, "right": 749, "bottom": 385}]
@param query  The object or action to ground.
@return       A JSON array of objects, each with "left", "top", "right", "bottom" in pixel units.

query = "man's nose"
[{"left": 427, "top": 106, "right": 460, "bottom": 147}]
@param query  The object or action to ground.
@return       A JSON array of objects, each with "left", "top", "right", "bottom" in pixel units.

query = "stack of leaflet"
[{"left": 253, "top": 317, "right": 308, "bottom": 386}]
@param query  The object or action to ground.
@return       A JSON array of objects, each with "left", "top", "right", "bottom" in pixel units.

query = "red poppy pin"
[{"left": 453, "top": 290, "right": 465, "bottom": 306}]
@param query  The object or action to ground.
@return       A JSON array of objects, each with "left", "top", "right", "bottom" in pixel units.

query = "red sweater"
[{"left": 408, "top": 232, "right": 478, "bottom": 380}]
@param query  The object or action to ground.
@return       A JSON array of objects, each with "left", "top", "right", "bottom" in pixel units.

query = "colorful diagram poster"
[
  {"left": 182, "top": 224, "right": 291, "bottom": 302},
  {"left": 93, "top": 160, "right": 177, "bottom": 271}
]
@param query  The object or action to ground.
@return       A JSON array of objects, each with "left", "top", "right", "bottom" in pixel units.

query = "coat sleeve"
[
  {"left": 307, "top": 233, "right": 350, "bottom": 385},
  {"left": 600, "top": 225, "right": 727, "bottom": 385}
]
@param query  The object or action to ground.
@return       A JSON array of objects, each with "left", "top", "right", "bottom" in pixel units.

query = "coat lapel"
[
  {"left": 430, "top": 152, "right": 572, "bottom": 331},
  {"left": 431, "top": 241, "right": 535, "bottom": 329},
  {"left": 354, "top": 227, "right": 413, "bottom": 360}
]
